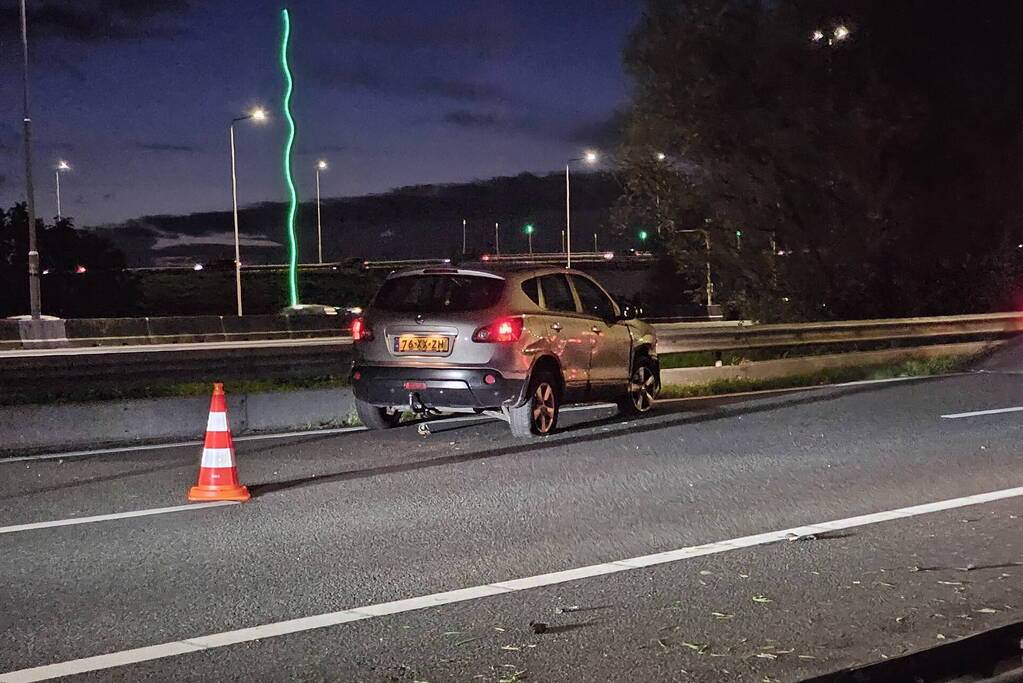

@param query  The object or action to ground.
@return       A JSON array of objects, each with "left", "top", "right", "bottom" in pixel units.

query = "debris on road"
[
  {"left": 752, "top": 594, "right": 773, "bottom": 603},
  {"left": 528, "top": 621, "right": 547, "bottom": 634}
]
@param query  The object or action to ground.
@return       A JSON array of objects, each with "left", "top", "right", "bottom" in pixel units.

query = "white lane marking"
[
  {"left": 0, "top": 502, "right": 239, "bottom": 535},
  {"left": 0, "top": 427, "right": 367, "bottom": 464},
  {"left": 941, "top": 406, "right": 1023, "bottom": 419},
  {"left": 4, "top": 484, "right": 1023, "bottom": 682}
]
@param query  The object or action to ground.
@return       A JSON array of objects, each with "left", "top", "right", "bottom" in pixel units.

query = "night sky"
[{"left": 0, "top": 0, "right": 638, "bottom": 226}]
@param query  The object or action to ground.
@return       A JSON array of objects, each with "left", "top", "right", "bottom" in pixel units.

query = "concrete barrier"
[
  {"left": 0, "top": 387, "right": 358, "bottom": 454},
  {"left": 64, "top": 317, "right": 151, "bottom": 346}
]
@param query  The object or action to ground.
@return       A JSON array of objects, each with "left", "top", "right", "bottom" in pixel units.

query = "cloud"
[
  {"left": 443, "top": 111, "right": 501, "bottom": 128},
  {"left": 320, "top": 13, "right": 507, "bottom": 57},
  {"left": 0, "top": 0, "right": 197, "bottom": 44},
  {"left": 129, "top": 141, "right": 200, "bottom": 153},
  {"left": 567, "top": 111, "right": 627, "bottom": 147},
  {"left": 417, "top": 78, "right": 506, "bottom": 104},
  {"left": 312, "top": 64, "right": 508, "bottom": 104}
]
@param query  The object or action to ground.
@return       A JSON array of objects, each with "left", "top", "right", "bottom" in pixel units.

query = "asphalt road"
[{"left": 2, "top": 344, "right": 1023, "bottom": 682}]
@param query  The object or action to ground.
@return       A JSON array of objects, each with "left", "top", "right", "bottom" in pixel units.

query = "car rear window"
[{"left": 373, "top": 274, "right": 505, "bottom": 313}]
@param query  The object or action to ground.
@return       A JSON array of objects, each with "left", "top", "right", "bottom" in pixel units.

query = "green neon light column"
[{"left": 280, "top": 8, "right": 299, "bottom": 307}]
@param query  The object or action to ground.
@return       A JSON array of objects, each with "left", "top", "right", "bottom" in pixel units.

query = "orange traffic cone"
[{"left": 188, "top": 383, "right": 250, "bottom": 502}]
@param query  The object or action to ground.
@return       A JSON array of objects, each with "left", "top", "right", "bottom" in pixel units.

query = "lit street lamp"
[
  {"left": 315, "top": 159, "right": 328, "bottom": 264},
  {"left": 565, "top": 150, "right": 598, "bottom": 268},
  {"left": 55, "top": 160, "right": 70, "bottom": 221},
  {"left": 462, "top": 218, "right": 467, "bottom": 255},
  {"left": 494, "top": 222, "right": 500, "bottom": 255},
  {"left": 524, "top": 223, "right": 535, "bottom": 255},
  {"left": 228, "top": 106, "right": 267, "bottom": 316},
  {"left": 812, "top": 24, "right": 850, "bottom": 45}
]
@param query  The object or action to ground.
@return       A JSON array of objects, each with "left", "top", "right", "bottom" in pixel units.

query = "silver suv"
[{"left": 350, "top": 265, "right": 659, "bottom": 437}]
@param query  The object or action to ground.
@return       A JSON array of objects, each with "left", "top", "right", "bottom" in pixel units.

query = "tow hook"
[{"left": 408, "top": 392, "right": 427, "bottom": 414}]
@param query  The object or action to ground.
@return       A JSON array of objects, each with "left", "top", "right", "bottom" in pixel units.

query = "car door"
[
  {"left": 537, "top": 273, "right": 591, "bottom": 391},
  {"left": 570, "top": 274, "right": 632, "bottom": 387}
]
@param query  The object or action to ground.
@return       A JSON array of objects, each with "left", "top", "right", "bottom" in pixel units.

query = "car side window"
[
  {"left": 571, "top": 275, "right": 616, "bottom": 321},
  {"left": 539, "top": 275, "right": 577, "bottom": 313},
  {"left": 520, "top": 277, "right": 541, "bottom": 306}
]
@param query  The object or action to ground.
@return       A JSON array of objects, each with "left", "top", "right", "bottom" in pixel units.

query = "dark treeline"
[{"left": 617, "top": 0, "right": 1023, "bottom": 321}]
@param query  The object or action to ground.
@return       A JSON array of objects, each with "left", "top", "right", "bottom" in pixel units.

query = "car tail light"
[
  {"left": 351, "top": 317, "right": 374, "bottom": 341},
  {"left": 472, "top": 317, "right": 523, "bottom": 343}
]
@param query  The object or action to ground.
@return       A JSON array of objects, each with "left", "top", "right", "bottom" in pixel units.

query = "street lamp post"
[
  {"left": 494, "top": 222, "right": 500, "bottom": 254},
  {"left": 462, "top": 218, "right": 467, "bottom": 255},
  {"left": 55, "top": 160, "right": 70, "bottom": 220},
  {"left": 19, "top": 0, "right": 40, "bottom": 320},
  {"left": 315, "top": 160, "right": 327, "bottom": 264},
  {"left": 679, "top": 229, "right": 714, "bottom": 308},
  {"left": 565, "top": 150, "right": 598, "bottom": 268},
  {"left": 228, "top": 107, "right": 266, "bottom": 317}
]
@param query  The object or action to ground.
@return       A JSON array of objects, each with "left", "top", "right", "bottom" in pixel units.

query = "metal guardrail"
[
  {"left": 655, "top": 312, "right": 1023, "bottom": 354},
  {"left": 1, "top": 313, "right": 1017, "bottom": 402}
]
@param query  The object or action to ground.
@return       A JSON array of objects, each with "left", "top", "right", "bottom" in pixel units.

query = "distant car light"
[
  {"left": 193, "top": 263, "right": 204, "bottom": 271},
  {"left": 75, "top": 265, "right": 86, "bottom": 274},
  {"left": 351, "top": 317, "right": 373, "bottom": 341},
  {"left": 603, "top": 251, "right": 614, "bottom": 260}
]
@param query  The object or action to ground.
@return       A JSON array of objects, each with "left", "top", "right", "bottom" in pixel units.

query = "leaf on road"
[
  {"left": 739, "top": 573, "right": 750, "bottom": 579},
  {"left": 936, "top": 634, "right": 947, "bottom": 640},
  {"left": 976, "top": 607, "right": 999, "bottom": 614},
  {"left": 498, "top": 670, "right": 528, "bottom": 683},
  {"left": 494, "top": 627, "right": 506, "bottom": 632},
  {"left": 798, "top": 655, "right": 816, "bottom": 660},
  {"left": 700, "top": 570, "right": 714, "bottom": 576},
  {"left": 454, "top": 636, "right": 484, "bottom": 646},
  {"left": 937, "top": 580, "right": 964, "bottom": 586},
  {"left": 711, "top": 612, "right": 735, "bottom": 619},
  {"left": 752, "top": 595, "right": 773, "bottom": 603},
  {"left": 443, "top": 631, "right": 466, "bottom": 636},
  {"left": 681, "top": 641, "right": 705, "bottom": 652},
  {"left": 500, "top": 645, "right": 521, "bottom": 651},
  {"left": 556, "top": 605, "right": 581, "bottom": 614},
  {"left": 657, "top": 638, "right": 669, "bottom": 649},
  {"left": 755, "top": 653, "right": 778, "bottom": 660}
]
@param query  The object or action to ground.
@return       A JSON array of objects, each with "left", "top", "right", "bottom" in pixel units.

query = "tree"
[
  {"left": 618, "top": 0, "right": 1023, "bottom": 320},
  {"left": 0, "top": 204, "right": 136, "bottom": 317}
]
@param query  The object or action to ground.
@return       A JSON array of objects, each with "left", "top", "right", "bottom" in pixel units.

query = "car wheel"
[
  {"left": 618, "top": 356, "right": 659, "bottom": 415},
  {"left": 509, "top": 371, "right": 559, "bottom": 437},
  {"left": 355, "top": 398, "right": 402, "bottom": 430}
]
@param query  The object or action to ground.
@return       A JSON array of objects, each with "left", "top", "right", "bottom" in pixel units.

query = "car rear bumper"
[{"left": 351, "top": 365, "right": 525, "bottom": 410}]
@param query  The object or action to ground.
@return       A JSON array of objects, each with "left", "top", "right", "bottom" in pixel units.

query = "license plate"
[{"left": 394, "top": 335, "right": 450, "bottom": 353}]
